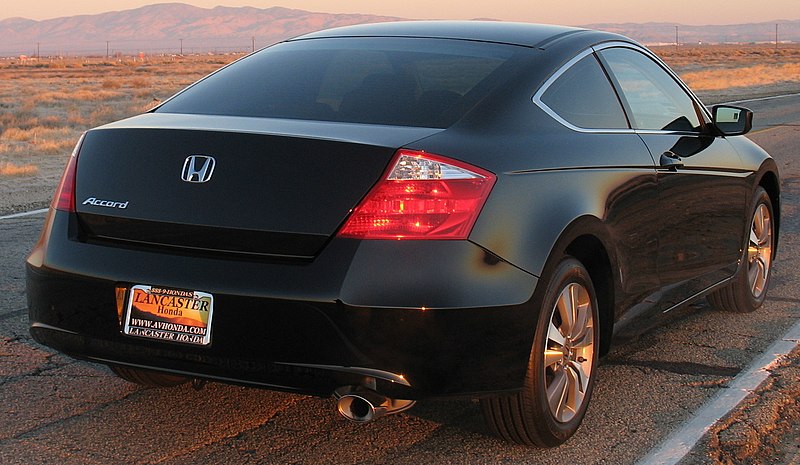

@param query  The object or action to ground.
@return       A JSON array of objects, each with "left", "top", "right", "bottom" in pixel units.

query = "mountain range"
[{"left": 1, "top": 3, "right": 798, "bottom": 57}]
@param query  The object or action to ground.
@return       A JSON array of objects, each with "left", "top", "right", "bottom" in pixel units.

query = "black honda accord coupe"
[{"left": 27, "top": 21, "right": 779, "bottom": 446}]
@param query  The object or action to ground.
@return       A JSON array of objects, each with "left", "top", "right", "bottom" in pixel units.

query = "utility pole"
[
  {"left": 252, "top": 36, "right": 255, "bottom": 52},
  {"left": 775, "top": 23, "right": 779, "bottom": 51},
  {"left": 36, "top": 42, "right": 40, "bottom": 59},
  {"left": 675, "top": 25, "right": 679, "bottom": 52},
  {"left": 180, "top": 38, "right": 183, "bottom": 55},
  {"left": 106, "top": 40, "right": 110, "bottom": 59}
]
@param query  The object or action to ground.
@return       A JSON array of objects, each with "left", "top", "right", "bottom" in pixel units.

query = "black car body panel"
[
  {"left": 27, "top": 21, "right": 779, "bottom": 409},
  {"left": 29, "top": 212, "right": 538, "bottom": 397}
]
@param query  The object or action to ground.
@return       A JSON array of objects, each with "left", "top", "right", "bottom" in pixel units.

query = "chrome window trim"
[
  {"left": 634, "top": 129, "right": 705, "bottom": 136},
  {"left": 532, "top": 48, "right": 634, "bottom": 134},
  {"left": 533, "top": 40, "right": 712, "bottom": 134}
]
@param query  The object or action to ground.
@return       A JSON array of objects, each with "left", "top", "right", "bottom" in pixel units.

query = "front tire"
[
  {"left": 707, "top": 186, "right": 774, "bottom": 313},
  {"left": 481, "top": 257, "right": 599, "bottom": 446}
]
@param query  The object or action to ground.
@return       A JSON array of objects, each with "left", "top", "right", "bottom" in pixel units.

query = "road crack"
[
  {"left": 0, "top": 308, "right": 28, "bottom": 322},
  {"left": 148, "top": 394, "right": 310, "bottom": 464},
  {"left": 702, "top": 347, "right": 800, "bottom": 464},
  {"left": 602, "top": 359, "right": 740, "bottom": 377}
]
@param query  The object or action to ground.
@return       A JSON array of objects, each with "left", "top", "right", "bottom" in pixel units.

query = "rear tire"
[
  {"left": 707, "top": 187, "right": 774, "bottom": 313},
  {"left": 481, "top": 257, "right": 599, "bottom": 446},
  {"left": 109, "top": 365, "right": 189, "bottom": 387}
]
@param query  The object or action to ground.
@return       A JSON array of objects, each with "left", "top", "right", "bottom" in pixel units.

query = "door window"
[{"left": 600, "top": 48, "right": 703, "bottom": 132}]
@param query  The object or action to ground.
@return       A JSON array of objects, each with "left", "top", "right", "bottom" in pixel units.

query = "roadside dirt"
[{"left": 680, "top": 346, "right": 800, "bottom": 465}]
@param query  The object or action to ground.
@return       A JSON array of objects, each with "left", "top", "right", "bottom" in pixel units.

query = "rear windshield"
[{"left": 156, "top": 37, "right": 520, "bottom": 128}]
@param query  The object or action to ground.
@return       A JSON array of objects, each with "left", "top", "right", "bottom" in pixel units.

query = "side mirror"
[{"left": 712, "top": 105, "right": 753, "bottom": 136}]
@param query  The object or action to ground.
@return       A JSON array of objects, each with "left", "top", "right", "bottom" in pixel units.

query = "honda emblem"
[{"left": 181, "top": 155, "right": 216, "bottom": 183}]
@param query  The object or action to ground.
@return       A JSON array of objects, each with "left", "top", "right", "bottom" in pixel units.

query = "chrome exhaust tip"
[
  {"left": 334, "top": 386, "right": 415, "bottom": 423},
  {"left": 337, "top": 392, "right": 381, "bottom": 422}
]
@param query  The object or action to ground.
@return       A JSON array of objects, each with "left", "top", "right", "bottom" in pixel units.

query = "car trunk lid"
[{"left": 74, "top": 114, "right": 441, "bottom": 258}]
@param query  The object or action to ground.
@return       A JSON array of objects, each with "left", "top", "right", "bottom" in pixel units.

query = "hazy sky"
[{"left": 3, "top": 0, "right": 799, "bottom": 25}]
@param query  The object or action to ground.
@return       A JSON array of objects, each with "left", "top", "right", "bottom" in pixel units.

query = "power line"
[{"left": 0, "top": 39, "right": 261, "bottom": 58}]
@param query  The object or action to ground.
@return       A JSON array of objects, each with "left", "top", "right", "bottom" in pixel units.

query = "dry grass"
[
  {"left": 34, "top": 139, "right": 76, "bottom": 154},
  {"left": 2, "top": 127, "right": 72, "bottom": 142},
  {"left": 0, "top": 54, "right": 237, "bottom": 178},
  {"left": 654, "top": 43, "right": 800, "bottom": 92},
  {"left": 680, "top": 63, "right": 800, "bottom": 91},
  {"left": 0, "top": 161, "right": 38, "bottom": 177},
  {"left": 101, "top": 79, "right": 122, "bottom": 89},
  {"left": 33, "top": 90, "right": 124, "bottom": 104},
  {"left": 130, "top": 77, "right": 150, "bottom": 88}
]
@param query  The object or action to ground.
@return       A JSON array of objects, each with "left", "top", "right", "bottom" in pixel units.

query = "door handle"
[{"left": 659, "top": 151, "right": 684, "bottom": 170}]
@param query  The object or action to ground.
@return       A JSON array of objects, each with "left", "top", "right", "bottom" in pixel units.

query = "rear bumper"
[{"left": 27, "top": 210, "right": 538, "bottom": 399}]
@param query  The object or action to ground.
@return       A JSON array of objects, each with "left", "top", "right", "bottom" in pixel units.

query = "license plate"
[{"left": 123, "top": 285, "right": 214, "bottom": 346}]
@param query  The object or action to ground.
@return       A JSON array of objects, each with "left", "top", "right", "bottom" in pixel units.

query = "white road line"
[
  {"left": 636, "top": 318, "right": 800, "bottom": 465},
  {"left": 722, "top": 92, "right": 800, "bottom": 106},
  {"left": 0, "top": 208, "right": 49, "bottom": 220}
]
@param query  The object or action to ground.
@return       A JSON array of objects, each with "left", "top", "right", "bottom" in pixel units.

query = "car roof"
[{"left": 291, "top": 21, "right": 595, "bottom": 49}]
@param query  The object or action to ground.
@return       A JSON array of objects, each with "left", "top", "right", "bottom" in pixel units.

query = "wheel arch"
[
  {"left": 565, "top": 235, "right": 615, "bottom": 356},
  {"left": 540, "top": 216, "right": 618, "bottom": 356},
  {"left": 756, "top": 167, "right": 780, "bottom": 256}
]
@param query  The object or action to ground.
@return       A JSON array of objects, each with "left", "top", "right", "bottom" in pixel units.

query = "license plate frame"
[{"left": 122, "top": 284, "right": 214, "bottom": 346}]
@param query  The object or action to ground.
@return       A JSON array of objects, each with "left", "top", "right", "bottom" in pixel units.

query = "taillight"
[
  {"left": 52, "top": 133, "right": 85, "bottom": 212},
  {"left": 338, "top": 150, "right": 495, "bottom": 240}
]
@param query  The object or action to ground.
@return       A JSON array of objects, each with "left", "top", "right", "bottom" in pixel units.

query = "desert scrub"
[
  {"left": 0, "top": 161, "right": 38, "bottom": 177},
  {"left": 33, "top": 89, "right": 123, "bottom": 105},
  {"left": 681, "top": 63, "right": 800, "bottom": 91},
  {"left": 130, "top": 77, "right": 150, "bottom": 88},
  {"left": 2, "top": 126, "right": 73, "bottom": 142},
  {"left": 102, "top": 79, "right": 123, "bottom": 89}
]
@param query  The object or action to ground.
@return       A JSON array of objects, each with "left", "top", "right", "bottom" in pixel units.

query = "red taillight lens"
[
  {"left": 52, "top": 134, "right": 84, "bottom": 212},
  {"left": 338, "top": 150, "right": 496, "bottom": 240}
]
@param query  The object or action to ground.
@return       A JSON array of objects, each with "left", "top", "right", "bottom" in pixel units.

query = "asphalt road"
[{"left": 1, "top": 95, "right": 799, "bottom": 464}]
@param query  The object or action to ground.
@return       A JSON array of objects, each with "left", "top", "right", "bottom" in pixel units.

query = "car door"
[{"left": 598, "top": 45, "right": 749, "bottom": 311}]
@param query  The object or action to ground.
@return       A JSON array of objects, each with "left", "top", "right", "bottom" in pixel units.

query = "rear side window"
[
  {"left": 157, "top": 38, "right": 519, "bottom": 128},
  {"left": 539, "top": 53, "right": 628, "bottom": 129}
]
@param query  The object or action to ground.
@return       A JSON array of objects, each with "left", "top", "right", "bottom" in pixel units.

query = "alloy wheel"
[
  {"left": 747, "top": 203, "right": 773, "bottom": 300},
  {"left": 543, "top": 282, "right": 595, "bottom": 423}
]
